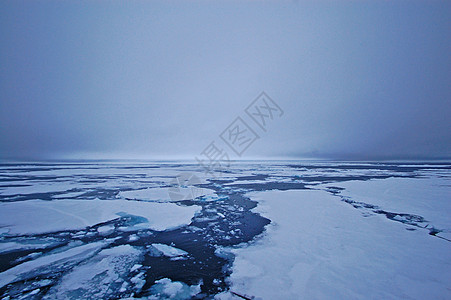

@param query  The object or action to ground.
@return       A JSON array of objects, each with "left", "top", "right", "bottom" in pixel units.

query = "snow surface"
[
  {"left": 327, "top": 176, "right": 451, "bottom": 233},
  {"left": 0, "top": 239, "right": 63, "bottom": 254},
  {"left": 119, "top": 186, "right": 216, "bottom": 202},
  {"left": 0, "top": 199, "right": 201, "bottom": 235},
  {"left": 0, "top": 182, "right": 79, "bottom": 196},
  {"left": 217, "top": 189, "right": 451, "bottom": 300}
]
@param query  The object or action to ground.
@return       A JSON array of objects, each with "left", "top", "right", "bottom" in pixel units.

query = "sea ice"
[
  {"left": 44, "top": 245, "right": 143, "bottom": 299},
  {"left": 327, "top": 176, "right": 451, "bottom": 234},
  {"left": 0, "top": 239, "right": 64, "bottom": 254},
  {"left": 119, "top": 186, "right": 216, "bottom": 202},
  {"left": 148, "top": 278, "right": 202, "bottom": 299},
  {"left": 151, "top": 243, "right": 188, "bottom": 258},
  {"left": 0, "top": 198, "right": 201, "bottom": 235},
  {"left": 219, "top": 189, "right": 451, "bottom": 299},
  {"left": 0, "top": 241, "right": 107, "bottom": 289}
]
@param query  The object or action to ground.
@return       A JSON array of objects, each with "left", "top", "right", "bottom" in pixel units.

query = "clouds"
[{"left": 0, "top": 1, "right": 450, "bottom": 160}]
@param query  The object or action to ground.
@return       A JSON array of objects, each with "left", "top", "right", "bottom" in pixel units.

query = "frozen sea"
[{"left": 0, "top": 161, "right": 450, "bottom": 299}]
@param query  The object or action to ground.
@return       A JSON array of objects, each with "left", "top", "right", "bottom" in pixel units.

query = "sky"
[{"left": 0, "top": 0, "right": 450, "bottom": 161}]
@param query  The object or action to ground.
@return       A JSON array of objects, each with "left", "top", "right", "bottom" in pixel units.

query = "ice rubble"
[
  {"left": 0, "top": 241, "right": 106, "bottom": 289},
  {"left": 0, "top": 198, "right": 201, "bottom": 235},
  {"left": 44, "top": 245, "right": 143, "bottom": 299},
  {"left": 148, "top": 278, "right": 202, "bottom": 299}
]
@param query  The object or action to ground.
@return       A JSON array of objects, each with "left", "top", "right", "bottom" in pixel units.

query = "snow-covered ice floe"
[
  {"left": 326, "top": 177, "right": 451, "bottom": 238},
  {"left": 0, "top": 198, "right": 201, "bottom": 235},
  {"left": 0, "top": 239, "right": 64, "bottom": 254},
  {"left": 217, "top": 188, "right": 451, "bottom": 300},
  {"left": 119, "top": 186, "right": 216, "bottom": 202}
]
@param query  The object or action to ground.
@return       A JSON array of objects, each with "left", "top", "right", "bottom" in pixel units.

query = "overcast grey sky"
[{"left": 1, "top": 0, "right": 450, "bottom": 161}]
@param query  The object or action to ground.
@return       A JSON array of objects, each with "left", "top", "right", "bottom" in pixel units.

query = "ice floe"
[
  {"left": 119, "top": 186, "right": 216, "bottom": 202},
  {"left": 0, "top": 239, "right": 64, "bottom": 254},
  {"left": 218, "top": 189, "right": 451, "bottom": 299},
  {"left": 0, "top": 198, "right": 201, "bottom": 235},
  {"left": 326, "top": 176, "right": 451, "bottom": 234}
]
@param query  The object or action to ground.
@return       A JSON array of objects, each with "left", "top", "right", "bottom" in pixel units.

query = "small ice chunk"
[
  {"left": 130, "top": 271, "right": 146, "bottom": 292},
  {"left": 200, "top": 194, "right": 229, "bottom": 202},
  {"left": 97, "top": 225, "right": 115, "bottom": 235},
  {"left": 130, "top": 264, "right": 142, "bottom": 272},
  {"left": 151, "top": 243, "right": 188, "bottom": 258},
  {"left": 393, "top": 215, "right": 405, "bottom": 222},
  {"left": 149, "top": 278, "right": 202, "bottom": 299},
  {"left": 119, "top": 281, "right": 129, "bottom": 293},
  {"left": 128, "top": 234, "right": 139, "bottom": 242}
]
